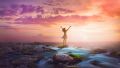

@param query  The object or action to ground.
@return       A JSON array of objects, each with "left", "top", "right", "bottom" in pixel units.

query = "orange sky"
[{"left": 0, "top": 0, "right": 120, "bottom": 44}]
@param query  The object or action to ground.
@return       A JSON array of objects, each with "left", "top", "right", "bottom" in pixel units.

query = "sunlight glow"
[{"left": 68, "top": 23, "right": 117, "bottom": 43}]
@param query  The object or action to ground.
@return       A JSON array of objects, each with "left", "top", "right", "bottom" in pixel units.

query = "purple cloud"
[
  {"left": 36, "top": 6, "right": 44, "bottom": 13},
  {"left": 0, "top": 4, "right": 75, "bottom": 17},
  {"left": 53, "top": 8, "right": 74, "bottom": 14},
  {"left": 43, "top": 0, "right": 63, "bottom": 6},
  {"left": 0, "top": 4, "right": 44, "bottom": 17},
  {"left": 0, "top": 9, "right": 17, "bottom": 16},
  {"left": 20, "top": 5, "right": 35, "bottom": 14},
  {"left": 14, "top": 15, "right": 93, "bottom": 25}
]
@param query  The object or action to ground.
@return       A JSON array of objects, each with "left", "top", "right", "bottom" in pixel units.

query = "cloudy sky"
[{"left": 0, "top": 0, "right": 120, "bottom": 44}]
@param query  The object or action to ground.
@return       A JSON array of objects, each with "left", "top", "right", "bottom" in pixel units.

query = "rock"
[
  {"left": 53, "top": 54, "right": 74, "bottom": 63},
  {"left": 0, "top": 47, "right": 14, "bottom": 56},
  {"left": 42, "top": 47, "right": 53, "bottom": 51},
  {"left": 21, "top": 47, "right": 35, "bottom": 55},
  {"left": 42, "top": 50, "right": 57, "bottom": 58},
  {"left": 109, "top": 51, "right": 120, "bottom": 58},
  {"left": 56, "top": 47, "right": 90, "bottom": 61},
  {"left": 69, "top": 53, "right": 87, "bottom": 61},
  {"left": 12, "top": 55, "right": 42, "bottom": 68},
  {"left": 34, "top": 45, "right": 46, "bottom": 52},
  {"left": 90, "top": 60, "right": 100, "bottom": 65},
  {"left": 91, "top": 49, "right": 107, "bottom": 54},
  {"left": 16, "top": 65, "right": 28, "bottom": 68}
]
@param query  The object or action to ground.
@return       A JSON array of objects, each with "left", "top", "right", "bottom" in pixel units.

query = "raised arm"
[{"left": 67, "top": 26, "right": 71, "bottom": 31}]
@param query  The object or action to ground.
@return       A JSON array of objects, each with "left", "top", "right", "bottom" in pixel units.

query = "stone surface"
[
  {"left": 53, "top": 54, "right": 74, "bottom": 63},
  {"left": 0, "top": 43, "right": 120, "bottom": 68}
]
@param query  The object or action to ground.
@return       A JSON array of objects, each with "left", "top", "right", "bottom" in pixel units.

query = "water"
[
  {"left": 37, "top": 49, "right": 57, "bottom": 68},
  {"left": 37, "top": 58, "right": 54, "bottom": 68},
  {"left": 37, "top": 46, "right": 120, "bottom": 68}
]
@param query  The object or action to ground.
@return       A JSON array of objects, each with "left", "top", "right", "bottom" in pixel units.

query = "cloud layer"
[{"left": 0, "top": 0, "right": 120, "bottom": 42}]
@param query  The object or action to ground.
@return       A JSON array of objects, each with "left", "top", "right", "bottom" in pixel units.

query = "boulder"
[
  {"left": 91, "top": 49, "right": 107, "bottom": 54},
  {"left": 53, "top": 54, "right": 74, "bottom": 63},
  {"left": 56, "top": 47, "right": 90, "bottom": 61},
  {"left": 109, "top": 51, "right": 120, "bottom": 58}
]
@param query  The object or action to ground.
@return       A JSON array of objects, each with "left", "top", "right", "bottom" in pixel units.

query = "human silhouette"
[{"left": 60, "top": 26, "right": 71, "bottom": 47}]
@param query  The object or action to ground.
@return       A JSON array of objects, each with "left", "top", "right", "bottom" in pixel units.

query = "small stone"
[{"left": 109, "top": 51, "right": 120, "bottom": 58}]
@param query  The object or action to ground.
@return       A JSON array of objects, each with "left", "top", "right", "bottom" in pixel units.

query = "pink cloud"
[
  {"left": 53, "top": 8, "right": 74, "bottom": 14},
  {"left": 14, "top": 15, "right": 98, "bottom": 25},
  {"left": 101, "top": 0, "right": 120, "bottom": 16}
]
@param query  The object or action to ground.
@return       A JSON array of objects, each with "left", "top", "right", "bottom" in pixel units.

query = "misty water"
[{"left": 37, "top": 46, "right": 120, "bottom": 68}]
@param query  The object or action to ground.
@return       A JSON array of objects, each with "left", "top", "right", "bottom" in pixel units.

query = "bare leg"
[
  {"left": 64, "top": 38, "right": 67, "bottom": 46},
  {"left": 63, "top": 39, "right": 65, "bottom": 46},
  {"left": 63, "top": 38, "right": 67, "bottom": 47}
]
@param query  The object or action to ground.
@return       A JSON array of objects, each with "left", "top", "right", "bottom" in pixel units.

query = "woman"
[{"left": 60, "top": 26, "right": 71, "bottom": 47}]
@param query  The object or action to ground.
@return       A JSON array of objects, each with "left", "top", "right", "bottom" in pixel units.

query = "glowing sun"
[{"left": 68, "top": 23, "right": 117, "bottom": 43}]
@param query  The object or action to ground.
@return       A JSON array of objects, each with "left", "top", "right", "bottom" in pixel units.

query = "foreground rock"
[
  {"left": 0, "top": 43, "right": 120, "bottom": 68},
  {"left": 37, "top": 47, "right": 120, "bottom": 68},
  {"left": 0, "top": 44, "right": 44, "bottom": 68},
  {"left": 55, "top": 47, "right": 90, "bottom": 62},
  {"left": 53, "top": 54, "right": 74, "bottom": 63}
]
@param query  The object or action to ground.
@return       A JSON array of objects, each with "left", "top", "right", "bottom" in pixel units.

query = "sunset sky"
[{"left": 0, "top": 0, "right": 120, "bottom": 44}]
